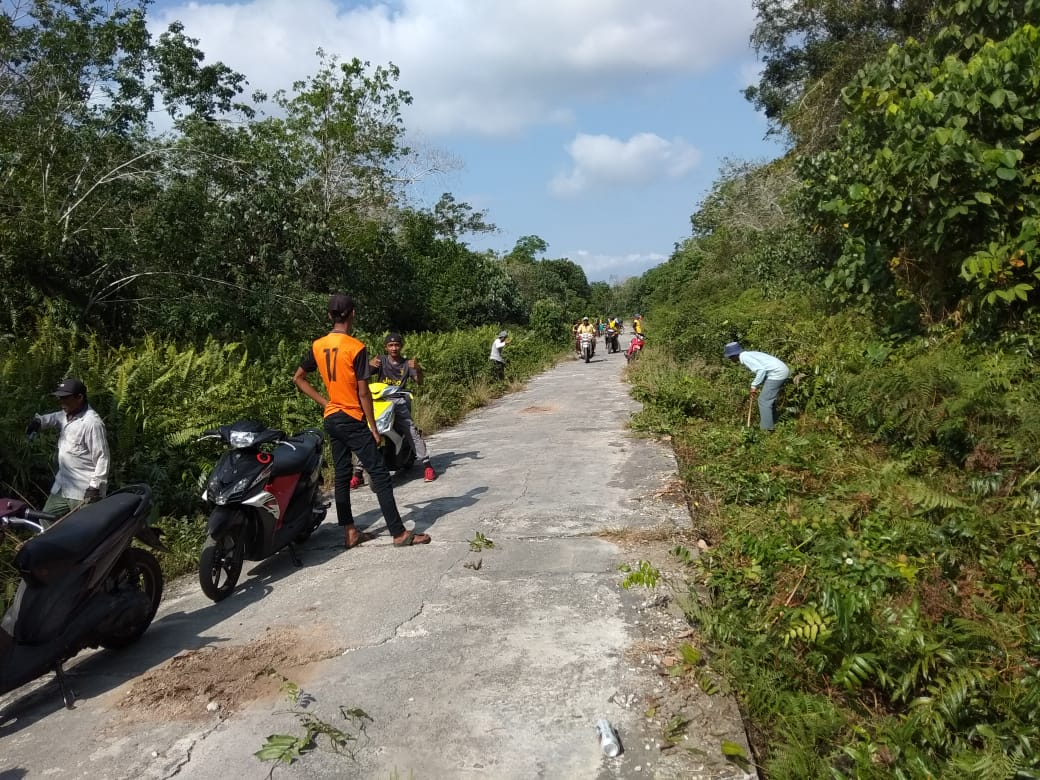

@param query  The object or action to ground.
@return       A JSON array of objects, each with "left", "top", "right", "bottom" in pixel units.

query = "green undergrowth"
[
  {"left": 0, "top": 320, "right": 561, "bottom": 604},
  {"left": 628, "top": 325, "right": 1040, "bottom": 778}
]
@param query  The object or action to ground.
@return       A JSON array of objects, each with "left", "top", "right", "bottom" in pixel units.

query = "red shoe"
[
  {"left": 349, "top": 473, "right": 364, "bottom": 490},
  {"left": 424, "top": 465, "right": 437, "bottom": 482}
]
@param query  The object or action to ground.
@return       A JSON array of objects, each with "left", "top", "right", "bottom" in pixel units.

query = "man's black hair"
[{"left": 328, "top": 293, "right": 355, "bottom": 323}]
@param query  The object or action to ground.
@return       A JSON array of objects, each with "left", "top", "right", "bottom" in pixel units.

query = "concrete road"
[{"left": 0, "top": 336, "right": 752, "bottom": 780}]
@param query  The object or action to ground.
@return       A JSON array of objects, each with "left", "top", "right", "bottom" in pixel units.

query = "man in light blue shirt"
[{"left": 724, "top": 342, "right": 790, "bottom": 431}]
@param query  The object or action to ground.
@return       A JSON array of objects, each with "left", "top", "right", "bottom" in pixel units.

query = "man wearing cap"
[
  {"left": 293, "top": 294, "right": 431, "bottom": 548},
  {"left": 489, "top": 330, "right": 510, "bottom": 380},
  {"left": 724, "top": 342, "right": 790, "bottom": 431},
  {"left": 26, "top": 377, "right": 110, "bottom": 515},
  {"left": 352, "top": 332, "right": 436, "bottom": 485},
  {"left": 576, "top": 316, "right": 597, "bottom": 357}
]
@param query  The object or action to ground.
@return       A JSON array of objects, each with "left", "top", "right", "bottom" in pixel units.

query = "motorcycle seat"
[
  {"left": 270, "top": 431, "right": 323, "bottom": 477},
  {"left": 14, "top": 492, "right": 145, "bottom": 578}
]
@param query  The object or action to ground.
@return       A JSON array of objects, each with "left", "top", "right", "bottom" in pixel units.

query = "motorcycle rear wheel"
[
  {"left": 99, "top": 548, "right": 163, "bottom": 650},
  {"left": 199, "top": 526, "right": 244, "bottom": 602}
]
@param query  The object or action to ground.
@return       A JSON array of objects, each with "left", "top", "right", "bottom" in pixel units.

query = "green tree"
[
  {"left": 0, "top": 0, "right": 251, "bottom": 338},
  {"left": 430, "top": 192, "right": 497, "bottom": 243},
  {"left": 801, "top": 16, "right": 1040, "bottom": 327},
  {"left": 745, "top": 0, "right": 938, "bottom": 150}
]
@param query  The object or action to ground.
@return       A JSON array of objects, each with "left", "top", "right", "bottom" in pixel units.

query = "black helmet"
[{"left": 385, "top": 332, "right": 403, "bottom": 346}]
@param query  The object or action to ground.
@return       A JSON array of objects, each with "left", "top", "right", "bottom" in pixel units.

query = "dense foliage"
[
  {"left": 0, "top": 0, "right": 617, "bottom": 342},
  {"left": 627, "top": 0, "right": 1040, "bottom": 776}
]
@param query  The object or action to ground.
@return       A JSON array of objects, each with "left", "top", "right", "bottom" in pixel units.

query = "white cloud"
[
  {"left": 549, "top": 132, "right": 701, "bottom": 196},
  {"left": 569, "top": 249, "right": 669, "bottom": 282},
  {"left": 149, "top": 0, "right": 756, "bottom": 137}
]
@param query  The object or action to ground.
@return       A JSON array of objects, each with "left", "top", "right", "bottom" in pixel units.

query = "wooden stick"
[{"left": 746, "top": 397, "right": 754, "bottom": 428}]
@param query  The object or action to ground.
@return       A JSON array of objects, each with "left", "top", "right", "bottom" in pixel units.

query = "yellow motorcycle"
[{"left": 369, "top": 381, "right": 417, "bottom": 473}]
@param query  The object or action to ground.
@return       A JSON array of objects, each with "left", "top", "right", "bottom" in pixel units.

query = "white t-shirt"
[
  {"left": 36, "top": 406, "right": 110, "bottom": 499},
  {"left": 489, "top": 337, "right": 507, "bottom": 363}
]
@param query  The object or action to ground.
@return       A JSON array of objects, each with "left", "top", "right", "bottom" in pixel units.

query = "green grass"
[{"left": 628, "top": 334, "right": 1040, "bottom": 779}]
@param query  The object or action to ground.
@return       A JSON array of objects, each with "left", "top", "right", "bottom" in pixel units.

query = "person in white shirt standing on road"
[
  {"left": 724, "top": 342, "right": 790, "bottom": 431},
  {"left": 26, "top": 377, "right": 110, "bottom": 516}
]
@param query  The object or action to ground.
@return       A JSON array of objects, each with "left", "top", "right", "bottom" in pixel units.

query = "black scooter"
[
  {"left": 197, "top": 421, "right": 327, "bottom": 602},
  {"left": 0, "top": 485, "right": 165, "bottom": 708}
]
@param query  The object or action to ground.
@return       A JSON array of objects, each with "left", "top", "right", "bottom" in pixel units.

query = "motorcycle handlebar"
[
  {"left": 24, "top": 508, "right": 58, "bottom": 523},
  {"left": 0, "top": 515, "right": 45, "bottom": 535}
]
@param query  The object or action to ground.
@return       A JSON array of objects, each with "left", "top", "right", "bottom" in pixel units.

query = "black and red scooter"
[{"left": 197, "top": 421, "right": 328, "bottom": 602}]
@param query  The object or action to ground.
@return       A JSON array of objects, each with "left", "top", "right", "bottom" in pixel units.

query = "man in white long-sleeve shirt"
[
  {"left": 724, "top": 342, "right": 790, "bottom": 431},
  {"left": 26, "top": 377, "right": 110, "bottom": 516}
]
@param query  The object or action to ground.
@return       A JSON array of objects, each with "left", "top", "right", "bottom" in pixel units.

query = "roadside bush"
[{"left": 528, "top": 298, "right": 569, "bottom": 344}]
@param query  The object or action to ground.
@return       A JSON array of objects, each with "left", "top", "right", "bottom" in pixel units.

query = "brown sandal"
[
  {"left": 393, "top": 530, "right": 432, "bottom": 547},
  {"left": 345, "top": 530, "right": 377, "bottom": 550}
]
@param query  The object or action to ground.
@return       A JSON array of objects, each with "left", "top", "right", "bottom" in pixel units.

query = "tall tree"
[
  {"left": 744, "top": 0, "right": 937, "bottom": 151},
  {"left": 0, "top": 0, "right": 249, "bottom": 336},
  {"left": 800, "top": 6, "right": 1040, "bottom": 327},
  {"left": 430, "top": 192, "right": 496, "bottom": 243}
]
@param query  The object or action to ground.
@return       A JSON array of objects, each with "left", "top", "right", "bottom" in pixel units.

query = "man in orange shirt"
[{"left": 293, "top": 294, "right": 432, "bottom": 548}]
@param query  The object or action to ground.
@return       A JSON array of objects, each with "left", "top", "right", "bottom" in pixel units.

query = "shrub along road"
[{"left": 0, "top": 336, "right": 751, "bottom": 779}]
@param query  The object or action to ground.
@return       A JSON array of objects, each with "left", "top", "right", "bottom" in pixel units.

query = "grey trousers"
[
  {"left": 757, "top": 378, "right": 786, "bottom": 431},
  {"left": 393, "top": 398, "right": 429, "bottom": 461}
]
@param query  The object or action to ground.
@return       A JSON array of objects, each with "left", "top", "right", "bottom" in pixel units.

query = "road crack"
[{"left": 148, "top": 720, "right": 223, "bottom": 780}]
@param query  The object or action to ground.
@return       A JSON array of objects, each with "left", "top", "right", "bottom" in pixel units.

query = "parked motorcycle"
[
  {"left": 369, "top": 382, "right": 417, "bottom": 474},
  {"left": 626, "top": 333, "right": 646, "bottom": 362},
  {"left": 0, "top": 485, "right": 165, "bottom": 708},
  {"left": 197, "top": 421, "right": 327, "bottom": 602},
  {"left": 579, "top": 332, "right": 595, "bottom": 363},
  {"left": 604, "top": 327, "right": 620, "bottom": 354}
]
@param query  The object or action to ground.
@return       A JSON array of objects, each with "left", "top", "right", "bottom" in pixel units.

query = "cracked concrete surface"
[{"left": 0, "top": 339, "right": 752, "bottom": 779}]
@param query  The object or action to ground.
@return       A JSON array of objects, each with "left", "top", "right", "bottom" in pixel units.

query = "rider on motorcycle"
[{"left": 576, "top": 316, "right": 597, "bottom": 356}]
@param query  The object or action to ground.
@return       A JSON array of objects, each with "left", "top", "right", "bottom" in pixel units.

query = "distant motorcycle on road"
[
  {"left": 626, "top": 333, "right": 645, "bottom": 362},
  {"left": 579, "top": 332, "right": 595, "bottom": 363}
]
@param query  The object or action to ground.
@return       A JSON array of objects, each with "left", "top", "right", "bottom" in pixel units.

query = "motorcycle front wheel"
[
  {"left": 99, "top": 548, "right": 163, "bottom": 650},
  {"left": 199, "top": 526, "right": 244, "bottom": 602}
]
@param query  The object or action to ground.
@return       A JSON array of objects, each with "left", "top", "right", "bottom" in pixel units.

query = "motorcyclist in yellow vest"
[{"left": 576, "top": 316, "right": 597, "bottom": 357}]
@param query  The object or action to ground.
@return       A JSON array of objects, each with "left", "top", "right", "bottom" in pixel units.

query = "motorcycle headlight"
[
  {"left": 229, "top": 430, "right": 261, "bottom": 448},
  {"left": 207, "top": 472, "right": 222, "bottom": 497},
  {"left": 208, "top": 472, "right": 266, "bottom": 506}
]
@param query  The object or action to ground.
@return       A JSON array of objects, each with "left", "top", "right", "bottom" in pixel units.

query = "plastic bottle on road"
[{"left": 597, "top": 718, "right": 622, "bottom": 757}]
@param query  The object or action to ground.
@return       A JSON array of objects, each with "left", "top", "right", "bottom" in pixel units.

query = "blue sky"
[{"left": 148, "top": 0, "right": 787, "bottom": 282}]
